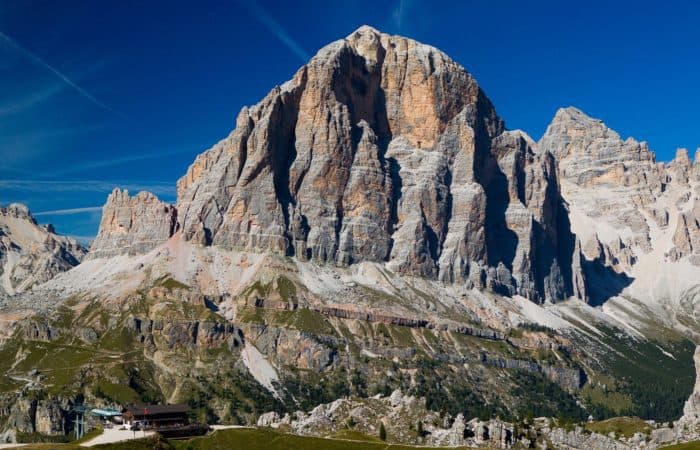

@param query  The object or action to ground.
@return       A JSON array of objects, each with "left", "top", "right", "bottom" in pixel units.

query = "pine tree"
[{"left": 379, "top": 422, "right": 387, "bottom": 441}]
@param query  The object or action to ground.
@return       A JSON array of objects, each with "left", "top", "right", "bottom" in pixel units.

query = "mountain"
[
  {"left": 2, "top": 26, "right": 700, "bottom": 448},
  {"left": 95, "top": 25, "right": 586, "bottom": 304},
  {"left": 89, "top": 26, "right": 700, "bottom": 314},
  {"left": 0, "top": 203, "right": 85, "bottom": 296}
]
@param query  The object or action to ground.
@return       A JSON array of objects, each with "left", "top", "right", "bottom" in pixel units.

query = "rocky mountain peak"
[
  {"left": 0, "top": 204, "right": 85, "bottom": 295},
  {"left": 102, "top": 27, "right": 700, "bottom": 307},
  {"left": 4, "top": 203, "right": 32, "bottom": 221},
  {"left": 674, "top": 147, "right": 692, "bottom": 164},
  {"left": 156, "top": 26, "right": 580, "bottom": 304},
  {"left": 540, "top": 107, "right": 658, "bottom": 188},
  {"left": 668, "top": 148, "right": 693, "bottom": 184},
  {"left": 549, "top": 106, "right": 600, "bottom": 125},
  {"left": 88, "top": 188, "right": 177, "bottom": 259},
  {"left": 85, "top": 26, "right": 592, "bottom": 304}
]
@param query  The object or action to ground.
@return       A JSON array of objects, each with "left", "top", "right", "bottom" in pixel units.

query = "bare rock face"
[
  {"left": 539, "top": 107, "right": 662, "bottom": 190},
  {"left": 88, "top": 189, "right": 177, "bottom": 259},
  {"left": 668, "top": 148, "right": 693, "bottom": 185},
  {"left": 0, "top": 204, "right": 85, "bottom": 295},
  {"left": 667, "top": 150, "right": 700, "bottom": 265},
  {"left": 171, "top": 26, "right": 584, "bottom": 303},
  {"left": 4, "top": 398, "right": 35, "bottom": 434},
  {"left": 539, "top": 107, "right": 662, "bottom": 257},
  {"left": 484, "top": 130, "right": 580, "bottom": 302},
  {"left": 34, "top": 401, "right": 65, "bottom": 435},
  {"left": 1, "top": 397, "right": 66, "bottom": 438},
  {"left": 681, "top": 346, "right": 700, "bottom": 422},
  {"left": 670, "top": 211, "right": 700, "bottom": 262},
  {"left": 541, "top": 107, "right": 700, "bottom": 273}
]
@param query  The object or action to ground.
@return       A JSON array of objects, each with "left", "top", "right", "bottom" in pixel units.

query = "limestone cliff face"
[
  {"left": 540, "top": 107, "right": 663, "bottom": 190},
  {"left": 0, "top": 204, "right": 85, "bottom": 295},
  {"left": 170, "top": 26, "right": 584, "bottom": 303},
  {"left": 540, "top": 107, "right": 700, "bottom": 277},
  {"left": 668, "top": 149, "right": 700, "bottom": 265},
  {"left": 88, "top": 189, "right": 177, "bottom": 259},
  {"left": 539, "top": 107, "right": 662, "bottom": 255}
]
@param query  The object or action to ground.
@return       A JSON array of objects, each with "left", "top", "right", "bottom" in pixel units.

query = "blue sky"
[{"left": 1, "top": 1, "right": 699, "bottom": 242}]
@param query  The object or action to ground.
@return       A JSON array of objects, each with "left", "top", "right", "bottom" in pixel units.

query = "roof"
[
  {"left": 125, "top": 404, "right": 191, "bottom": 416},
  {"left": 90, "top": 408, "right": 122, "bottom": 417}
]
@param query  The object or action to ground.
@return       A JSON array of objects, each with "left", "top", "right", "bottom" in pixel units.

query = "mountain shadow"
[
  {"left": 558, "top": 197, "right": 633, "bottom": 305},
  {"left": 583, "top": 258, "right": 635, "bottom": 307}
]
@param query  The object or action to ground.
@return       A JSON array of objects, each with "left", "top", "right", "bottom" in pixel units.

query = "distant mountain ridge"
[{"left": 0, "top": 203, "right": 85, "bottom": 295}]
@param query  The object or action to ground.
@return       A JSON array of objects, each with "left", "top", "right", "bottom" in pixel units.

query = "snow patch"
[
  {"left": 510, "top": 295, "right": 570, "bottom": 330},
  {"left": 242, "top": 343, "right": 281, "bottom": 399}
]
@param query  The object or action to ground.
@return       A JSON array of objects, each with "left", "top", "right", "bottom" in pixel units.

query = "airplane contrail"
[
  {"left": 0, "top": 30, "right": 125, "bottom": 118},
  {"left": 50, "top": 148, "right": 194, "bottom": 177},
  {"left": 33, "top": 206, "right": 103, "bottom": 216},
  {"left": 238, "top": 0, "right": 310, "bottom": 63}
]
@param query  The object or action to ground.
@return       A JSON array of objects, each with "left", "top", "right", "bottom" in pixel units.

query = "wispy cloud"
[
  {"left": 2, "top": 122, "right": 109, "bottom": 145},
  {"left": 0, "top": 82, "right": 63, "bottom": 116},
  {"left": 49, "top": 148, "right": 194, "bottom": 177},
  {"left": 0, "top": 123, "right": 111, "bottom": 164},
  {"left": 391, "top": 0, "right": 417, "bottom": 33},
  {"left": 393, "top": 0, "right": 406, "bottom": 31},
  {"left": 0, "top": 60, "right": 109, "bottom": 117},
  {"left": 238, "top": 0, "right": 309, "bottom": 62},
  {"left": 33, "top": 206, "right": 103, "bottom": 216},
  {"left": 0, "top": 30, "right": 124, "bottom": 118},
  {"left": 0, "top": 179, "right": 177, "bottom": 197}
]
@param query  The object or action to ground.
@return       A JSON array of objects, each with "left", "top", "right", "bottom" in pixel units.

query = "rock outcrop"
[
  {"left": 0, "top": 204, "right": 85, "bottom": 295},
  {"left": 243, "top": 323, "right": 340, "bottom": 372},
  {"left": 257, "top": 390, "right": 515, "bottom": 447},
  {"left": 681, "top": 346, "right": 700, "bottom": 422},
  {"left": 126, "top": 316, "right": 244, "bottom": 351},
  {"left": 675, "top": 345, "right": 700, "bottom": 442},
  {"left": 88, "top": 189, "right": 177, "bottom": 259},
  {"left": 1, "top": 397, "right": 66, "bottom": 438}
]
